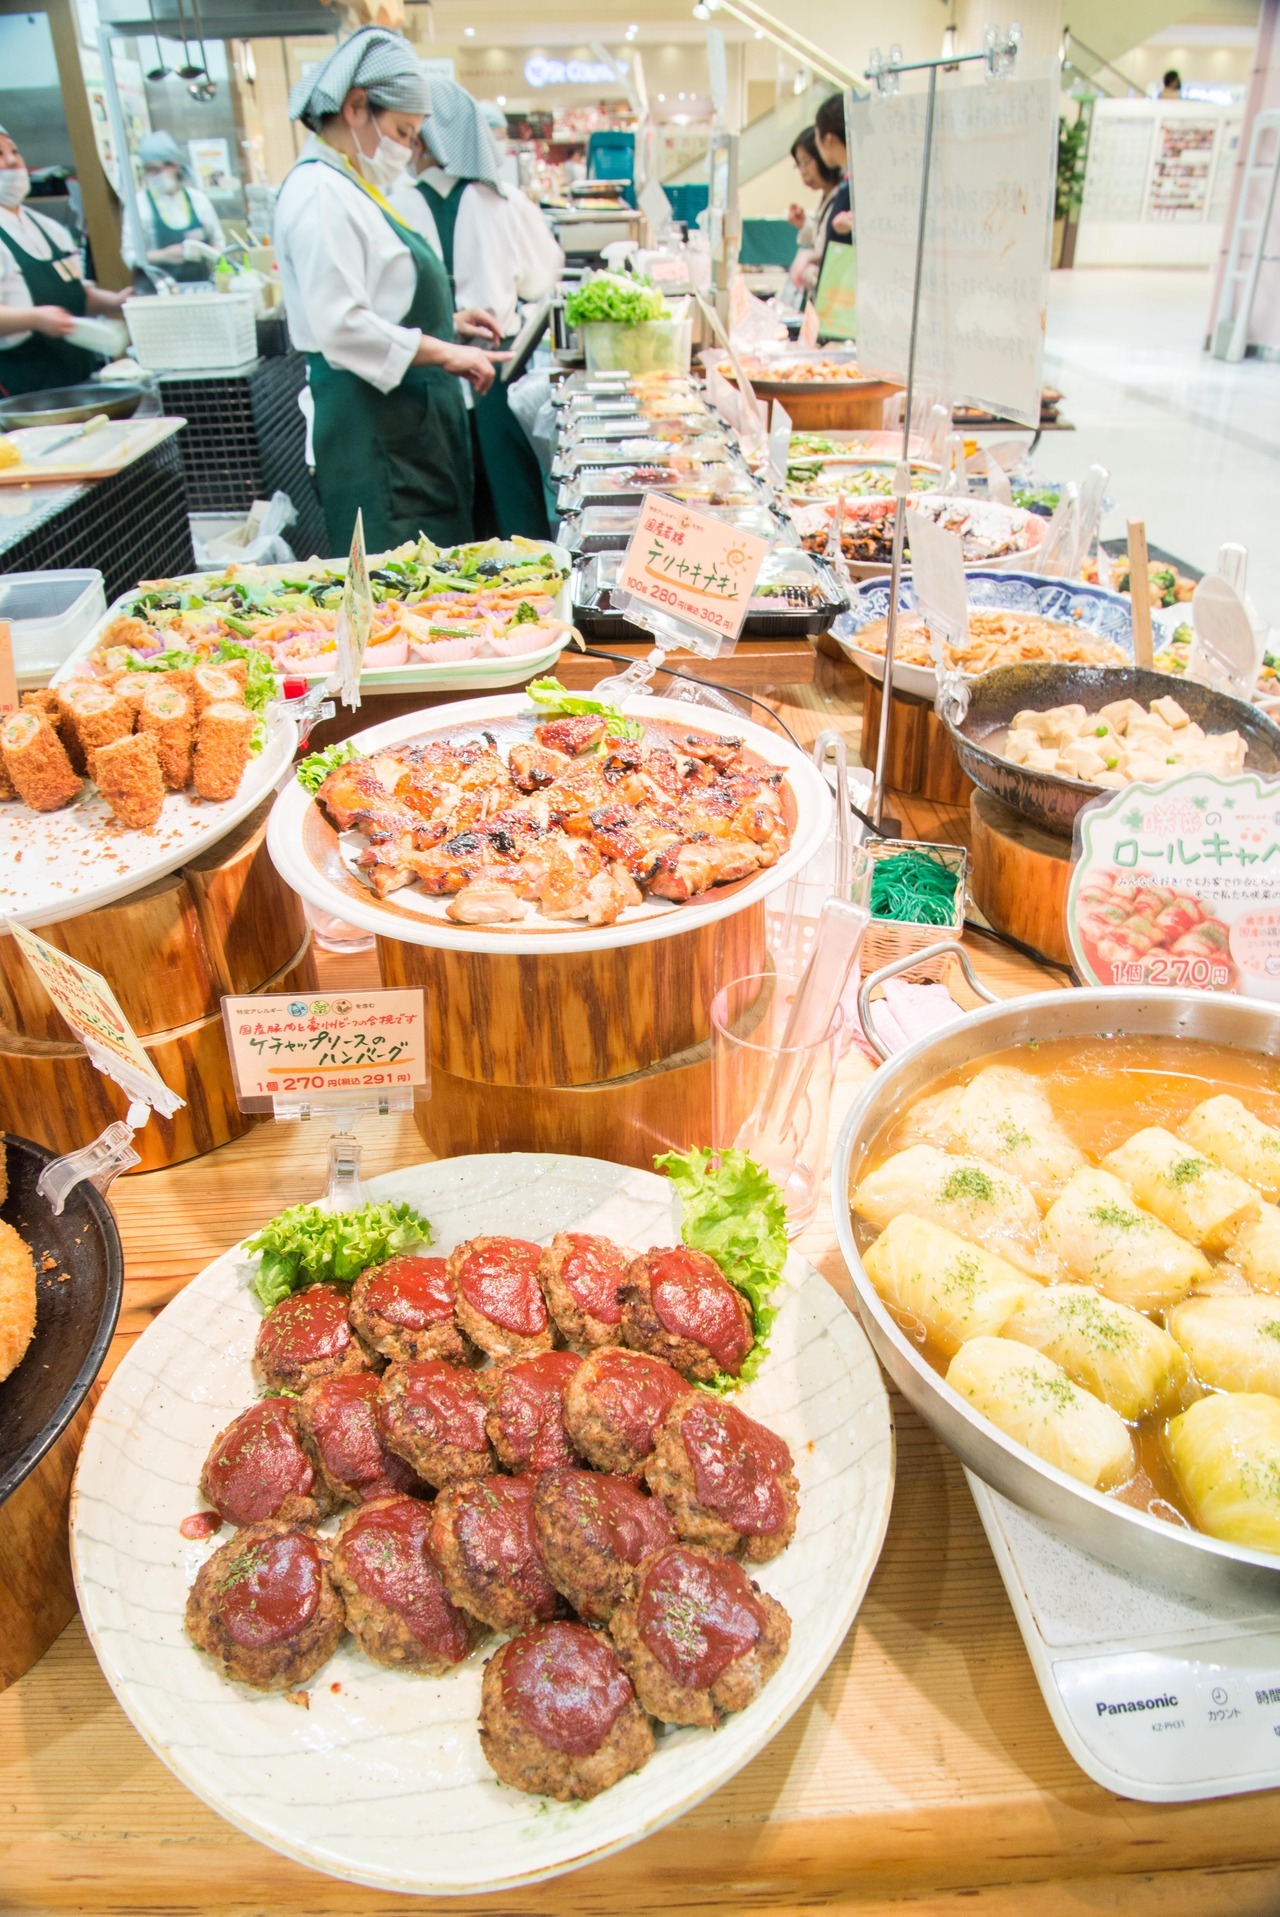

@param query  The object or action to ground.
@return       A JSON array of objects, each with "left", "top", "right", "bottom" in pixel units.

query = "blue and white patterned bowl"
[{"left": 833, "top": 570, "right": 1135, "bottom": 701}]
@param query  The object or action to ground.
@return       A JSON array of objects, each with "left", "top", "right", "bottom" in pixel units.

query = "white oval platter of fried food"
[
  {"left": 70, "top": 1153, "right": 893, "bottom": 1896},
  {"left": 266, "top": 692, "right": 831, "bottom": 954}
]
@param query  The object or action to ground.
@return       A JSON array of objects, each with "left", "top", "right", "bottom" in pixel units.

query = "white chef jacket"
[
  {"left": 0, "top": 205, "right": 84, "bottom": 352},
  {"left": 393, "top": 170, "right": 563, "bottom": 337},
  {"left": 122, "top": 183, "right": 225, "bottom": 268},
  {"left": 274, "top": 135, "right": 422, "bottom": 395}
]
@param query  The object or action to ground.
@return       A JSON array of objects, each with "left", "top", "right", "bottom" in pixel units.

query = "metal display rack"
[{"left": 0, "top": 438, "right": 194, "bottom": 602}]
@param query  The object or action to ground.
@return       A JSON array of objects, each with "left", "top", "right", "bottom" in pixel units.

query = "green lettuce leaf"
[
  {"left": 245, "top": 1200, "right": 433, "bottom": 1309},
  {"left": 526, "top": 676, "right": 644, "bottom": 741},
  {"left": 655, "top": 1147, "right": 789, "bottom": 1391},
  {"left": 296, "top": 739, "right": 364, "bottom": 795}
]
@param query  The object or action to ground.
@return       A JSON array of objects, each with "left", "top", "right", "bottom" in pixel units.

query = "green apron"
[
  {"left": 299, "top": 159, "right": 473, "bottom": 555},
  {"left": 0, "top": 215, "right": 102, "bottom": 397},
  {"left": 145, "top": 186, "right": 209, "bottom": 283},
  {"left": 416, "top": 177, "right": 550, "bottom": 542}
]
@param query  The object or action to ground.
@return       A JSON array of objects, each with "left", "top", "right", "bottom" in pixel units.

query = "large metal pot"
[
  {"left": 0, "top": 382, "right": 146, "bottom": 429},
  {"left": 832, "top": 943, "right": 1280, "bottom": 1603}
]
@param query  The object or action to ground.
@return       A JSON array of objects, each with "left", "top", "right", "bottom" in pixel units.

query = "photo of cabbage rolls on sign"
[{"left": 848, "top": 71, "right": 1057, "bottom": 427}]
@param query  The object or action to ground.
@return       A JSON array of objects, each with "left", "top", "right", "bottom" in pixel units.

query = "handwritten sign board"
[
  {"left": 848, "top": 70, "right": 1057, "bottom": 427},
  {"left": 4, "top": 917, "right": 184, "bottom": 1113},
  {"left": 222, "top": 988, "right": 428, "bottom": 1109},
  {"left": 1067, "top": 773, "right": 1280, "bottom": 999},
  {"left": 616, "top": 494, "right": 770, "bottom": 649}
]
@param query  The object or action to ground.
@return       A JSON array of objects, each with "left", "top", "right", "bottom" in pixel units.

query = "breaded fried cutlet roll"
[
  {"left": 1, "top": 709, "right": 82, "bottom": 810},
  {"left": 0, "top": 754, "right": 15, "bottom": 801},
  {"left": 139, "top": 681, "right": 194, "bottom": 789},
  {"left": 192, "top": 662, "right": 247, "bottom": 715},
  {"left": 71, "top": 687, "right": 135, "bottom": 758},
  {"left": 92, "top": 730, "right": 165, "bottom": 828},
  {"left": 193, "top": 700, "right": 255, "bottom": 801},
  {"left": 20, "top": 687, "right": 60, "bottom": 720},
  {"left": 53, "top": 682, "right": 97, "bottom": 772},
  {"left": 0, "top": 1139, "right": 7, "bottom": 1205},
  {"left": 113, "top": 670, "right": 161, "bottom": 720}
]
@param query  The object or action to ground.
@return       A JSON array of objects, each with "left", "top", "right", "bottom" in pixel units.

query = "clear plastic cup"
[{"left": 710, "top": 969, "right": 843, "bottom": 1237}]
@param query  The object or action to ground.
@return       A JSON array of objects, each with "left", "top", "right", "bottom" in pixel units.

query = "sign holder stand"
[
  {"left": 265, "top": 1088, "right": 417, "bottom": 1212},
  {"left": 864, "top": 27, "right": 1022, "bottom": 830}
]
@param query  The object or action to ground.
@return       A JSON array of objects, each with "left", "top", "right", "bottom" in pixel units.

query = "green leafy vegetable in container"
[
  {"left": 246, "top": 1200, "right": 433, "bottom": 1309},
  {"left": 564, "top": 273, "right": 670, "bottom": 328},
  {"left": 656, "top": 1147, "right": 789, "bottom": 1390}
]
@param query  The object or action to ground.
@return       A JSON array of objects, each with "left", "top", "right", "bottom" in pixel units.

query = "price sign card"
[
  {"left": 617, "top": 495, "right": 771, "bottom": 650},
  {"left": 335, "top": 509, "right": 373, "bottom": 711},
  {"left": 4, "top": 918, "right": 184, "bottom": 1114},
  {"left": 222, "top": 987, "right": 427, "bottom": 1109},
  {"left": 768, "top": 398, "right": 792, "bottom": 490},
  {"left": 1067, "top": 773, "right": 1280, "bottom": 997}
]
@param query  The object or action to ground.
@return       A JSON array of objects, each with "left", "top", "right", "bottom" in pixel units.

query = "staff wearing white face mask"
[
  {"left": 0, "top": 125, "right": 129, "bottom": 397},
  {"left": 273, "top": 27, "right": 507, "bottom": 553},
  {"left": 122, "top": 131, "right": 225, "bottom": 282}
]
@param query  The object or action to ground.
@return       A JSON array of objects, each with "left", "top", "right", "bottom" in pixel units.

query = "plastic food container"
[
  {"left": 125, "top": 292, "right": 257, "bottom": 372},
  {"left": 581, "top": 318, "right": 694, "bottom": 376},
  {"left": 0, "top": 570, "right": 106, "bottom": 686}
]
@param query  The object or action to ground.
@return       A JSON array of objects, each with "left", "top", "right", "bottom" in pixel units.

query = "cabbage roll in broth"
[{"left": 852, "top": 1144, "right": 1047, "bottom": 1276}]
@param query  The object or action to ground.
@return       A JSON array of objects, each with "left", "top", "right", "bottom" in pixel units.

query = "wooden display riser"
[
  {"left": 377, "top": 903, "right": 767, "bottom": 1166},
  {"left": 0, "top": 803, "right": 315, "bottom": 1170},
  {"left": 861, "top": 674, "right": 975, "bottom": 806},
  {"left": 0, "top": 1401, "right": 88, "bottom": 1691},
  {"left": 969, "top": 789, "right": 1074, "bottom": 968}
]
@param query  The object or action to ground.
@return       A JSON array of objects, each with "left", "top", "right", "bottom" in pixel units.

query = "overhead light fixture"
[
  {"left": 657, "top": 91, "right": 665, "bottom": 101},
  {"left": 941, "top": 22, "right": 959, "bottom": 67},
  {"left": 692, "top": 3, "right": 711, "bottom": 18},
  {"left": 753, "top": 26, "right": 765, "bottom": 38},
  {"left": 496, "top": 94, "right": 506, "bottom": 105}
]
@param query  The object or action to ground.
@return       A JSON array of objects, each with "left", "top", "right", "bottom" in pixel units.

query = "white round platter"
[
  {"left": 265, "top": 692, "right": 833, "bottom": 956},
  {"left": 0, "top": 708, "right": 297, "bottom": 929},
  {"left": 70, "top": 1152, "right": 895, "bottom": 1897}
]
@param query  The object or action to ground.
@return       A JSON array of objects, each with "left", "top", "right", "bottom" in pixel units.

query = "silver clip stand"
[
  {"left": 865, "top": 25, "right": 1022, "bottom": 834},
  {"left": 323, "top": 1122, "right": 367, "bottom": 1213}
]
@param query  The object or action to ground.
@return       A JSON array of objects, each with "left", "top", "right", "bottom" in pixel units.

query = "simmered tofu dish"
[
  {"left": 1002, "top": 693, "right": 1247, "bottom": 787},
  {"left": 850, "top": 1040, "right": 1280, "bottom": 1552}
]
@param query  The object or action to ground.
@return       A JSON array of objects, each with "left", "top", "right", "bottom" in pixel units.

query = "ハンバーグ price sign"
[
  {"left": 222, "top": 987, "right": 427, "bottom": 1104},
  {"left": 617, "top": 494, "right": 771, "bottom": 647}
]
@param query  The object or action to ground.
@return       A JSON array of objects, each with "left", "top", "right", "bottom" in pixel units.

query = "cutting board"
[{"left": 0, "top": 416, "right": 184, "bottom": 485}]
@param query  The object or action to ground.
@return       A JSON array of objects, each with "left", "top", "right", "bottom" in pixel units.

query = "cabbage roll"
[
  {"left": 860, "top": 1214, "right": 1039, "bottom": 1357},
  {"left": 1002, "top": 1284, "right": 1186, "bottom": 1420},
  {"left": 1167, "top": 1294, "right": 1280, "bottom": 1397},
  {"left": 949, "top": 1067, "right": 1087, "bottom": 1209},
  {"left": 1181, "top": 1095, "right": 1280, "bottom": 1202},
  {"left": 1103, "top": 1127, "right": 1261, "bottom": 1253},
  {"left": 946, "top": 1336, "right": 1134, "bottom": 1489},
  {"left": 1165, "top": 1392, "right": 1280, "bottom": 1552},
  {"left": 852, "top": 1144, "right": 1047, "bottom": 1276},
  {"left": 1231, "top": 1203, "right": 1280, "bottom": 1293},
  {"left": 1042, "top": 1166, "right": 1210, "bottom": 1313}
]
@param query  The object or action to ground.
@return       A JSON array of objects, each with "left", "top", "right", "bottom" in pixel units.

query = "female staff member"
[
  {"left": 124, "top": 132, "right": 225, "bottom": 283},
  {"left": 785, "top": 126, "right": 842, "bottom": 299},
  {"left": 274, "top": 28, "right": 505, "bottom": 554},
  {"left": 397, "top": 80, "right": 563, "bottom": 540},
  {"left": 0, "top": 125, "right": 129, "bottom": 397}
]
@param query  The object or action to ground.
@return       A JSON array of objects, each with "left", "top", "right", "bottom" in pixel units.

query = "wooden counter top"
[{"left": 2, "top": 656, "right": 1277, "bottom": 1915}]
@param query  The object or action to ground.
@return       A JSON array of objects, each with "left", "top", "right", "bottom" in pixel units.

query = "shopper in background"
[
  {"left": 814, "top": 93, "right": 853, "bottom": 273},
  {"left": 0, "top": 124, "right": 129, "bottom": 396},
  {"left": 274, "top": 27, "right": 506, "bottom": 555},
  {"left": 397, "top": 77, "right": 563, "bottom": 540},
  {"left": 786, "top": 126, "right": 842, "bottom": 298},
  {"left": 123, "top": 132, "right": 224, "bottom": 283},
  {"left": 1160, "top": 69, "right": 1184, "bottom": 98}
]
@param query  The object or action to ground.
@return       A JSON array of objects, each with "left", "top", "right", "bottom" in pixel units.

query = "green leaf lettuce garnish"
[
  {"left": 655, "top": 1147, "right": 789, "bottom": 1390},
  {"left": 297, "top": 739, "right": 364, "bottom": 795},
  {"left": 564, "top": 273, "right": 669, "bottom": 328},
  {"left": 526, "top": 676, "right": 644, "bottom": 741},
  {"left": 245, "top": 1200, "right": 433, "bottom": 1309}
]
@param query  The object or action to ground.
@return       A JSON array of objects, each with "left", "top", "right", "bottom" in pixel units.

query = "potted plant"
[{"left": 1054, "top": 112, "right": 1090, "bottom": 268}]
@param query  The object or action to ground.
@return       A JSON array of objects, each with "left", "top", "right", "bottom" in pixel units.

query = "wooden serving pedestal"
[
  {"left": 0, "top": 1400, "right": 90, "bottom": 1691},
  {"left": 0, "top": 803, "right": 316, "bottom": 1172},
  {"left": 969, "top": 788, "right": 1074, "bottom": 967},
  {"left": 378, "top": 902, "right": 767, "bottom": 1167},
  {"left": 748, "top": 382, "right": 902, "bottom": 432},
  {"left": 861, "top": 674, "right": 975, "bottom": 805}
]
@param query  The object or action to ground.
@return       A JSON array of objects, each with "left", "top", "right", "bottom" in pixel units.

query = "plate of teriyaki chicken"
[
  {"left": 70, "top": 1152, "right": 893, "bottom": 1895},
  {"left": 266, "top": 692, "right": 832, "bottom": 955}
]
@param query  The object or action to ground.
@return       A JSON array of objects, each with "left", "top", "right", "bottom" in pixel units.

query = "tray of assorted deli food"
[
  {"left": 55, "top": 537, "right": 578, "bottom": 699},
  {"left": 793, "top": 494, "right": 1047, "bottom": 580},
  {"left": 267, "top": 685, "right": 831, "bottom": 955},
  {"left": 560, "top": 500, "right": 793, "bottom": 559},
  {"left": 71, "top": 1149, "right": 893, "bottom": 1894},
  {"left": 557, "top": 461, "right": 764, "bottom": 514}
]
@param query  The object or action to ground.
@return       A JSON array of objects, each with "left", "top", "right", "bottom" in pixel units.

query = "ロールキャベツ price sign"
[
  {"left": 617, "top": 494, "right": 771, "bottom": 651},
  {"left": 1067, "top": 772, "right": 1280, "bottom": 999},
  {"left": 222, "top": 987, "right": 427, "bottom": 1108}
]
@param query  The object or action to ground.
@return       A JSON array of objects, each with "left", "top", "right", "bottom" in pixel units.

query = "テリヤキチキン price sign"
[{"left": 616, "top": 494, "right": 770, "bottom": 653}]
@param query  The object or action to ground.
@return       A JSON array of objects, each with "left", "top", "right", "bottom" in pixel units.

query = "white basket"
[{"left": 125, "top": 293, "right": 257, "bottom": 372}]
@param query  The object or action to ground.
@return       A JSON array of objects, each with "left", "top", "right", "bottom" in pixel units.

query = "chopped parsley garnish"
[{"left": 939, "top": 1166, "right": 998, "bottom": 1207}]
